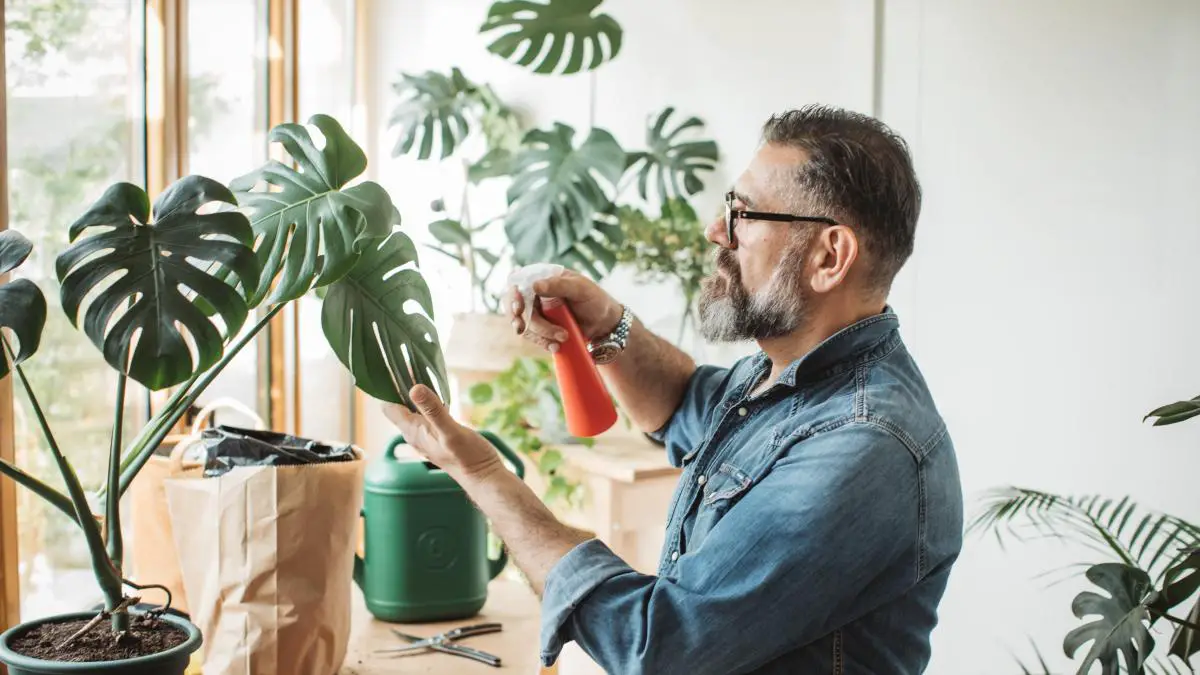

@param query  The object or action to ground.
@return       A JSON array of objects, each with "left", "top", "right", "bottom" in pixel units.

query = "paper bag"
[
  {"left": 128, "top": 398, "right": 262, "bottom": 613},
  {"left": 165, "top": 436, "right": 364, "bottom": 675}
]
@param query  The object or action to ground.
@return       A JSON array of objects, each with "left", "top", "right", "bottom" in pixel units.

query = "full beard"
[{"left": 697, "top": 235, "right": 813, "bottom": 342}]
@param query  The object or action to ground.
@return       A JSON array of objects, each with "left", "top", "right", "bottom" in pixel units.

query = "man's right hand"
[{"left": 508, "top": 270, "right": 622, "bottom": 353}]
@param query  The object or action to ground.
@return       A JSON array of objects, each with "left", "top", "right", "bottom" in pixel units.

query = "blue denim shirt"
[{"left": 539, "top": 308, "right": 963, "bottom": 674}]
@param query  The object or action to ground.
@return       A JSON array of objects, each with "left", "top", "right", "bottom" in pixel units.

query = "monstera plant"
[
  {"left": 971, "top": 397, "right": 1200, "bottom": 674},
  {"left": 0, "top": 114, "right": 444, "bottom": 672},
  {"left": 480, "top": 0, "right": 622, "bottom": 75}
]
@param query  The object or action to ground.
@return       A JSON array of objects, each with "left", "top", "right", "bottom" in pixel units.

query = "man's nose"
[{"left": 706, "top": 216, "right": 735, "bottom": 249}]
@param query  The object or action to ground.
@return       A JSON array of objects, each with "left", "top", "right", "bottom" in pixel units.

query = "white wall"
[{"left": 366, "top": 1, "right": 1200, "bottom": 672}]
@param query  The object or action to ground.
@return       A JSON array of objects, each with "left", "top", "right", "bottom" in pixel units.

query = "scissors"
[{"left": 375, "top": 622, "right": 504, "bottom": 667}]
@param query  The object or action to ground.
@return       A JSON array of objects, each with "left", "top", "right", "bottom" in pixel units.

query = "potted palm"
[{"left": 0, "top": 113, "right": 446, "bottom": 674}]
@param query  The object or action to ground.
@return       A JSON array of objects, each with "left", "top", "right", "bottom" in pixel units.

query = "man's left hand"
[{"left": 383, "top": 385, "right": 505, "bottom": 481}]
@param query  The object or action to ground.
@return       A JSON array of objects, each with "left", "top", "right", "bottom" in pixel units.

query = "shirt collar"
[{"left": 749, "top": 306, "right": 901, "bottom": 389}]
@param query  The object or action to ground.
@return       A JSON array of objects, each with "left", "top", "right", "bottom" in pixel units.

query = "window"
[
  {"left": 4, "top": 0, "right": 147, "bottom": 620},
  {"left": 184, "top": 0, "right": 271, "bottom": 429}
]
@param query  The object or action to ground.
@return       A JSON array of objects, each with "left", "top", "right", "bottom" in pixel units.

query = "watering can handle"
[{"left": 383, "top": 432, "right": 525, "bottom": 480}]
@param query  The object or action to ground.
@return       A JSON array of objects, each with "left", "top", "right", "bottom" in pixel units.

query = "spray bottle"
[{"left": 508, "top": 264, "right": 618, "bottom": 438}]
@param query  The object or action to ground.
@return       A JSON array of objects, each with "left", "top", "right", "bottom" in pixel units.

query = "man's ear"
[{"left": 809, "top": 225, "right": 859, "bottom": 294}]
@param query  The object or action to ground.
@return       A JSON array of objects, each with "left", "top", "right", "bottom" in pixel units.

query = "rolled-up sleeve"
[
  {"left": 647, "top": 364, "right": 732, "bottom": 466},
  {"left": 538, "top": 424, "right": 921, "bottom": 674}
]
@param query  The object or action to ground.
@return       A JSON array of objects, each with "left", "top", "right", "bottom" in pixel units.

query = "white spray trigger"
[{"left": 507, "top": 263, "right": 565, "bottom": 324}]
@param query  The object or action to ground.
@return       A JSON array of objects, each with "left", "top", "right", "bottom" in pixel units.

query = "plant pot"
[
  {"left": 0, "top": 611, "right": 202, "bottom": 675},
  {"left": 444, "top": 310, "right": 546, "bottom": 419}
]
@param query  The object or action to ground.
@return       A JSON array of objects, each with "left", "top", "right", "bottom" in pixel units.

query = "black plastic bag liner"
[{"left": 200, "top": 425, "right": 357, "bottom": 478}]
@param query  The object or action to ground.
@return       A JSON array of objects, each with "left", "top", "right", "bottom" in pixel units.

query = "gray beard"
[{"left": 697, "top": 247, "right": 809, "bottom": 342}]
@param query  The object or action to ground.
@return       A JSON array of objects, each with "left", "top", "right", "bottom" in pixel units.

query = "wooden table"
[{"left": 341, "top": 577, "right": 549, "bottom": 674}]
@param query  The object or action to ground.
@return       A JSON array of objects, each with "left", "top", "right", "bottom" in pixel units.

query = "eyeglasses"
[{"left": 725, "top": 190, "right": 839, "bottom": 247}]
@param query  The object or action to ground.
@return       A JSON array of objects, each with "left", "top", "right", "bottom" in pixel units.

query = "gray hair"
[{"left": 761, "top": 105, "right": 921, "bottom": 291}]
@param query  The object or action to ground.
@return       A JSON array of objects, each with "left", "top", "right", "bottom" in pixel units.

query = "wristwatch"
[{"left": 588, "top": 305, "right": 634, "bottom": 365}]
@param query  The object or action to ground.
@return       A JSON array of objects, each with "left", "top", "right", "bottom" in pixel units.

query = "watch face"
[{"left": 589, "top": 342, "right": 620, "bottom": 364}]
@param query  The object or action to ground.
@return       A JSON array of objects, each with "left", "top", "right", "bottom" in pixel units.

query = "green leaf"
[
  {"left": 625, "top": 107, "right": 719, "bottom": 204},
  {"left": 505, "top": 122, "right": 625, "bottom": 263},
  {"left": 469, "top": 382, "right": 495, "bottom": 404},
  {"left": 480, "top": 0, "right": 622, "bottom": 75},
  {"left": 538, "top": 448, "right": 564, "bottom": 474},
  {"left": 468, "top": 148, "right": 516, "bottom": 184},
  {"left": 428, "top": 219, "right": 471, "bottom": 246},
  {"left": 230, "top": 114, "right": 396, "bottom": 306},
  {"left": 0, "top": 231, "right": 47, "bottom": 381},
  {"left": 55, "top": 178, "right": 259, "bottom": 391},
  {"left": 1145, "top": 397, "right": 1200, "bottom": 426},
  {"left": 967, "top": 487, "right": 1200, "bottom": 581},
  {"left": 1150, "top": 547, "right": 1200, "bottom": 660},
  {"left": 321, "top": 231, "right": 449, "bottom": 408},
  {"left": 1064, "top": 563, "right": 1155, "bottom": 675},
  {"left": 389, "top": 67, "right": 479, "bottom": 160}
]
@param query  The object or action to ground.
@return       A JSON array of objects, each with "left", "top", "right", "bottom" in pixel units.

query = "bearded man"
[{"left": 385, "top": 105, "right": 963, "bottom": 675}]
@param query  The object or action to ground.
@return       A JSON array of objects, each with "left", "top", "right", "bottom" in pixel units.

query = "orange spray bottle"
[{"left": 509, "top": 264, "right": 618, "bottom": 438}]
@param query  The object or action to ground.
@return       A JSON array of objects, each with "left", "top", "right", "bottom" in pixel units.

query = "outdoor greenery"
[
  {"left": 971, "top": 398, "right": 1200, "bottom": 674},
  {"left": 0, "top": 114, "right": 447, "bottom": 643}
]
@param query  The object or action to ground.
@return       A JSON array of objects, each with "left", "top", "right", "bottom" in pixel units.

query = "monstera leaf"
[
  {"left": 55, "top": 178, "right": 259, "bottom": 390},
  {"left": 480, "top": 0, "right": 622, "bottom": 75},
  {"left": 550, "top": 206, "right": 623, "bottom": 279},
  {"left": 505, "top": 122, "right": 625, "bottom": 263},
  {"left": 625, "top": 107, "right": 719, "bottom": 204},
  {"left": 1064, "top": 563, "right": 1155, "bottom": 675},
  {"left": 1150, "top": 547, "right": 1200, "bottom": 660},
  {"left": 321, "top": 231, "right": 449, "bottom": 408},
  {"left": 0, "top": 231, "right": 47, "bottom": 381},
  {"left": 389, "top": 68, "right": 480, "bottom": 160},
  {"left": 230, "top": 114, "right": 395, "bottom": 306}
]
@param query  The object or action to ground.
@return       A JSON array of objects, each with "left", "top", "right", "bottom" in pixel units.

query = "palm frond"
[{"left": 969, "top": 487, "right": 1200, "bottom": 582}]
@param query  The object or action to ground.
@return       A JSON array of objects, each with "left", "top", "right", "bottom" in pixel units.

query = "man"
[{"left": 385, "top": 105, "right": 963, "bottom": 674}]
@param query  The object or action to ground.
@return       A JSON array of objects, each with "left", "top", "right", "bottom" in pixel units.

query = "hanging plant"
[
  {"left": 625, "top": 106, "right": 719, "bottom": 205},
  {"left": 480, "top": 0, "right": 623, "bottom": 75}
]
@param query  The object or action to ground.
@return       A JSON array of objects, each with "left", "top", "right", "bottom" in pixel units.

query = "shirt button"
[
  {"left": 737, "top": 407, "right": 748, "bottom": 417},
  {"left": 697, "top": 474, "right": 707, "bottom": 486},
  {"left": 671, "top": 551, "right": 680, "bottom": 561}
]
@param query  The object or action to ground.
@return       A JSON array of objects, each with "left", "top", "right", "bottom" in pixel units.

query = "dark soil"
[{"left": 9, "top": 613, "right": 187, "bottom": 662}]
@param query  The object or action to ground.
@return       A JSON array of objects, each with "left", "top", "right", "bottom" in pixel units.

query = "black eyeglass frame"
[{"left": 725, "top": 190, "right": 839, "bottom": 246}]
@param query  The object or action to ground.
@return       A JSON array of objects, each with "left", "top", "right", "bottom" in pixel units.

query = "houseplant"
[
  {"left": 970, "top": 395, "right": 1200, "bottom": 674},
  {"left": 0, "top": 113, "right": 446, "bottom": 673}
]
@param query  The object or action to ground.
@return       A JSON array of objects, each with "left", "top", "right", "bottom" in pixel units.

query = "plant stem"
[
  {"left": 7, "top": 350, "right": 124, "bottom": 621},
  {"left": 1150, "top": 607, "right": 1200, "bottom": 632},
  {"left": 117, "top": 303, "right": 284, "bottom": 497},
  {"left": 106, "top": 373, "right": 127, "bottom": 572},
  {"left": 0, "top": 456, "right": 78, "bottom": 525}
]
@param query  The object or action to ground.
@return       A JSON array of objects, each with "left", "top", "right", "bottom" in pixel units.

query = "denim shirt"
[{"left": 539, "top": 308, "right": 963, "bottom": 674}]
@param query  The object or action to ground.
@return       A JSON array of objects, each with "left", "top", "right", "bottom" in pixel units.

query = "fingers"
[
  {"left": 523, "top": 301, "right": 569, "bottom": 353},
  {"left": 531, "top": 269, "right": 590, "bottom": 300},
  {"left": 508, "top": 286, "right": 526, "bottom": 334},
  {"left": 382, "top": 402, "right": 428, "bottom": 443},
  {"left": 410, "top": 384, "right": 456, "bottom": 432}
]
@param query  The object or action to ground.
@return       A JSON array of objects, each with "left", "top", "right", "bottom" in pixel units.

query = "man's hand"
[
  {"left": 383, "top": 384, "right": 595, "bottom": 597},
  {"left": 509, "top": 270, "right": 622, "bottom": 352},
  {"left": 383, "top": 385, "right": 505, "bottom": 481}
]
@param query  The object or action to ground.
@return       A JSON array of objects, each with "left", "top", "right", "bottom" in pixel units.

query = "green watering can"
[{"left": 353, "top": 431, "right": 525, "bottom": 623}]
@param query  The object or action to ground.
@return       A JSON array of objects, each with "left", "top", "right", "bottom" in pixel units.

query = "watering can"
[{"left": 353, "top": 431, "right": 524, "bottom": 623}]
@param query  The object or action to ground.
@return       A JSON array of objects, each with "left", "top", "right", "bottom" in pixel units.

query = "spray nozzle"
[{"left": 507, "top": 263, "right": 565, "bottom": 323}]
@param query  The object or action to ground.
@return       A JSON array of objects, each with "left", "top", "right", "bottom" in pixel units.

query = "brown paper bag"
[
  {"left": 164, "top": 444, "right": 364, "bottom": 675},
  {"left": 127, "top": 398, "right": 264, "bottom": 613}
]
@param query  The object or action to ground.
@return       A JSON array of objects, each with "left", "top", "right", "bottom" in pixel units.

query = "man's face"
[{"left": 698, "top": 144, "right": 816, "bottom": 342}]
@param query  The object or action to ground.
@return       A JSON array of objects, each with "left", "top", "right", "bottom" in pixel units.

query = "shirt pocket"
[{"left": 701, "top": 462, "right": 753, "bottom": 506}]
